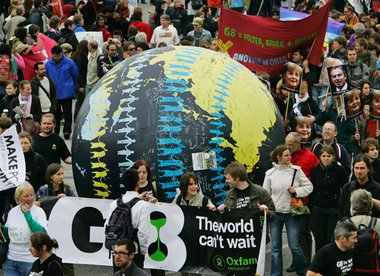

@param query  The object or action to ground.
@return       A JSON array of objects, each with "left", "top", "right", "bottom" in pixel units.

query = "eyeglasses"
[
  {"left": 112, "top": 251, "right": 130, "bottom": 256},
  {"left": 128, "top": 48, "right": 136, "bottom": 51}
]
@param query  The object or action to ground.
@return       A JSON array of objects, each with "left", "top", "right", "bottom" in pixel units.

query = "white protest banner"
[
  {"left": 75, "top": 32, "right": 104, "bottom": 53},
  {"left": 42, "top": 197, "right": 266, "bottom": 274},
  {"left": 0, "top": 125, "right": 25, "bottom": 191}
]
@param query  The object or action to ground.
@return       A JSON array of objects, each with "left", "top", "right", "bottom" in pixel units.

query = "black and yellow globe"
[{"left": 72, "top": 46, "right": 285, "bottom": 204}]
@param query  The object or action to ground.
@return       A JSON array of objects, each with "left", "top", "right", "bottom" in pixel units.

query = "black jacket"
[
  {"left": 0, "top": 93, "right": 18, "bottom": 114},
  {"left": 30, "top": 253, "right": 63, "bottom": 276},
  {"left": 310, "top": 162, "right": 348, "bottom": 209},
  {"left": 60, "top": 28, "right": 79, "bottom": 52},
  {"left": 24, "top": 149, "right": 47, "bottom": 192},
  {"left": 166, "top": 6, "right": 187, "bottom": 35},
  {"left": 97, "top": 54, "right": 120, "bottom": 78},
  {"left": 338, "top": 178, "right": 380, "bottom": 218},
  {"left": 74, "top": 55, "right": 88, "bottom": 90}
]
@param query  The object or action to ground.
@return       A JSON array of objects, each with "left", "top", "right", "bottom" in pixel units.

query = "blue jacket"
[
  {"left": 73, "top": 24, "right": 85, "bottom": 33},
  {"left": 187, "top": 28, "right": 212, "bottom": 44},
  {"left": 35, "top": 184, "right": 76, "bottom": 199},
  {"left": 45, "top": 54, "right": 79, "bottom": 100}
]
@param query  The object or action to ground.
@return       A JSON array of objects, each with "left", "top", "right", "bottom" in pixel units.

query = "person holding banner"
[
  {"left": 316, "top": 94, "right": 356, "bottom": 155},
  {"left": 2, "top": 182, "right": 47, "bottom": 276},
  {"left": 263, "top": 145, "right": 313, "bottom": 276},
  {"left": 35, "top": 163, "right": 75, "bottom": 200},
  {"left": 132, "top": 159, "right": 167, "bottom": 202},
  {"left": 218, "top": 161, "right": 275, "bottom": 220},
  {"left": 34, "top": 163, "right": 75, "bottom": 276},
  {"left": 173, "top": 172, "right": 215, "bottom": 209}
]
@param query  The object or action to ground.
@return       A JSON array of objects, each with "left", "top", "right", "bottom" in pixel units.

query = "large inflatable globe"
[{"left": 72, "top": 46, "right": 285, "bottom": 204}]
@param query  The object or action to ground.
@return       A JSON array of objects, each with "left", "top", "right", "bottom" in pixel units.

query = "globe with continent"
[{"left": 72, "top": 46, "right": 285, "bottom": 204}]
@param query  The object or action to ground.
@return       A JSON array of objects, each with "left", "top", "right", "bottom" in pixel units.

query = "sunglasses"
[{"left": 128, "top": 48, "right": 136, "bottom": 51}]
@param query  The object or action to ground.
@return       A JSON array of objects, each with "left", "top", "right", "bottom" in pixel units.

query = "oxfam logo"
[
  {"left": 213, "top": 255, "right": 226, "bottom": 271},
  {"left": 148, "top": 211, "right": 168, "bottom": 261}
]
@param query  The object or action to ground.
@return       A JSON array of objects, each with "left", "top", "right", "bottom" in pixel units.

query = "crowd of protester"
[{"left": 1, "top": 0, "right": 380, "bottom": 275}]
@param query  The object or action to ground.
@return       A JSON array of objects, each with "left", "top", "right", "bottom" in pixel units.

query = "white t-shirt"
[
  {"left": 6, "top": 205, "right": 47, "bottom": 263},
  {"left": 150, "top": 25, "right": 179, "bottom": 47},
  {"left": 105, "top": 191, "right": 152, "bottom": 255}
]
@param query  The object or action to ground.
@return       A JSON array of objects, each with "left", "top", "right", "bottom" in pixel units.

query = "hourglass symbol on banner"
[{"left": 148, "top": 211, "right": 168, "bottom": 262}]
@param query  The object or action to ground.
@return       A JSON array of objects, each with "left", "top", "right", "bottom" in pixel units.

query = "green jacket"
[
  {"left": 316, "top": 102, "right": 356, "bottom": 154},
  {"left": 358, "top": 51, "right": 377, "bottom": 81}
]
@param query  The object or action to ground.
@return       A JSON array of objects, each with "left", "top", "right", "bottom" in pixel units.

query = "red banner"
[{"left": 217, "top": 2, "right": 330, "bottom": 77}]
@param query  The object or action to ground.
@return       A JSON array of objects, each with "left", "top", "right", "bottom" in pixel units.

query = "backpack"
[
  {"left": 348, "top": 217, "right": 380, "bottom": 274},
  {"left": 176, "top": 194, "right": 209, "bottom": 207},
  {"left": 0, "top": 56, "right": 12, "bottom": 84},
  {"left": 191, "top": 0, "right": 202, "bottom": 10},
  {"left": 105, "top": 197, "right": 140, "bottom": 256}
]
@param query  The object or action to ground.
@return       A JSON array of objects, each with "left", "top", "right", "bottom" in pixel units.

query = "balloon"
[{"left": 72, "top": 46, "right": 285, "bottom": 204}]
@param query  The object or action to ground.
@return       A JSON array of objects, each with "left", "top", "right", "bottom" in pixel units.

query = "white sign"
[
  {"left": 46, "top": 197, "right": 187, "bottom": 268},
  {"left": 75, "top": 31, "right": 104, "bottom": 52},
  {"left": 191, "top": 151, "right": 217, "bottom": 171},
  {"left": 0, "top": 125, "right": 25, "bottom": 191}
]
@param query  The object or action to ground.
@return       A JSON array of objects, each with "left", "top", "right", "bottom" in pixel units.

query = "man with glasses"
[
  {"left": 123, "top": 42, "right": 136, "bottom": 59},
  {"left": 98, "top": 42, "right": 121, "bottom": 78},
  {"left": 343, "top": 6, "right": 359, "bottom": 28},
  {"left": 311, "top": 121, "right": 351, "bottom": 175},
  {"left": 113, "top": 239, "right": 148, "bottom": 276}
]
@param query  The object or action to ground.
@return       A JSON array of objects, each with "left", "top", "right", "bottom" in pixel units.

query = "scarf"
[
  {"left": 18, "top": 94, "right": 32, "bottom": 115},
  {"left": 292, "top": 93, "right": 309, "bottom": 117},
  {"left": 47, "top": 26, "right": 60, "bottom": 37}
]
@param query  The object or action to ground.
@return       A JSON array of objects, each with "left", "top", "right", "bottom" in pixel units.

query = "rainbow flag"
[{"left": 280, "top": 7, "right": 344, "bottom": 48}]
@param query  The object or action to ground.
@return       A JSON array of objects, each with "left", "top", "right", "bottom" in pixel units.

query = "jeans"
[
  {"left": 299, "top": 214, "right": 312, "bottom": 264},
  {"left": 54, "top": 98, "right": 72, "bottom": 135},
  {"left": 311, "top": 206, "right": 338, "bottom": 253},
  {"left": 270, "top": 212, "right": 308, "bottom": 276},
  {"left": 3, "top": 259, "right": 33, "bottom": 276},
  {"left": 74, "top": 88, "right": 85, "bottom": 122}
]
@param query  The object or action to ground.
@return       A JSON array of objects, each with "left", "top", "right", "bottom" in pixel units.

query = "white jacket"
[
  {"left": 105, "top": 191, "right": 151, "bottom": 255},
  {"left": 263, "top": 164, "right": 313, "bottom": 213}
]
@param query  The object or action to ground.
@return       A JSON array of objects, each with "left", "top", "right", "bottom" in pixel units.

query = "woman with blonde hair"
[{"left": 2, "top": 182, "right": 47, "bottom": 276}]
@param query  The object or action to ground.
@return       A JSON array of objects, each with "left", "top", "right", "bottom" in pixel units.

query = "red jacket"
[
  {"left": 129, "top": 21, "right": 153, "bottom": 43},
  {"left": 291, "top": 148, "right": 319, "bottom": 180}
]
